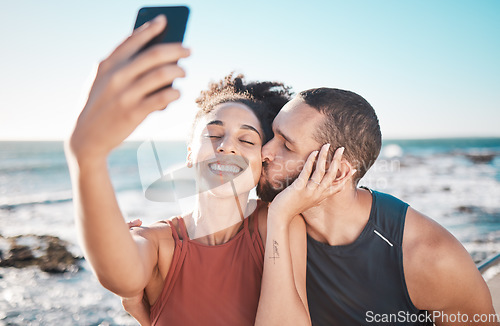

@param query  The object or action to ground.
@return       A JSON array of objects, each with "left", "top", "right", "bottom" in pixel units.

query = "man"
[{"left": 256, "top": 87, "right": 498, "bottom": 325}]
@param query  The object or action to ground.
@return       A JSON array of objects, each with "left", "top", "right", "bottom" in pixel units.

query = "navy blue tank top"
[{"left": 306, "top": 189, "right": 432, "bottom": 326}]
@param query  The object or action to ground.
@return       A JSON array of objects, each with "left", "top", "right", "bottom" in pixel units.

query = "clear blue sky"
[{"left": 1, "top": 0, "right": 499, "bottom": 140}]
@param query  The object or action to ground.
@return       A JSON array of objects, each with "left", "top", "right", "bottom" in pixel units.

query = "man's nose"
[
  {"left": 261, "top": 141, "right": 275, "bottom": 162},
  {"left": 216, "top": 137, "right": 237, "bottom": 154}
]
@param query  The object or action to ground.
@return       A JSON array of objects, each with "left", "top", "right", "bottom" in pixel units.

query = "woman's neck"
[{"left": 183, "top": 190, "right": 254, "bottom": 245}]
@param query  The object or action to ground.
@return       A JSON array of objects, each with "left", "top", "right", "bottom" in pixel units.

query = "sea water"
[{"left": 0, "top": 139, "right": 499, "bottom": 325}]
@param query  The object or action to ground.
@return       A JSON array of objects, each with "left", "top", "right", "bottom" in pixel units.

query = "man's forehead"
[
  {"left": 276, "top": 99, "right": 321, "bottom": 125},
  {"left": 273, "top": 98, "right": 324, "bottom": 145}
]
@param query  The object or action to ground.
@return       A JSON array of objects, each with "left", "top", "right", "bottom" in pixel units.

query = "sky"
[{"left": 0, "top": 0, "right": 499, "bottom": 141}]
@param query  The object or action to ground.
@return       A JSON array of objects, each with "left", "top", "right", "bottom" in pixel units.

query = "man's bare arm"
[{"left": 404, "top": 207, "right": 498, "bottom": 326}]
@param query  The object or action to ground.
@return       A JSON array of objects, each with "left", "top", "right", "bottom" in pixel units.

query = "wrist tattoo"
[{"left": 270, "top": 240, "right": 280, "bottom": 264}]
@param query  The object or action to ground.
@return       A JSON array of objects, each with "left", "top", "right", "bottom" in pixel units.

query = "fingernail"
[
  {"left": 325, "top": 143, "right": 331, "bottom": 149},
  {"left": 352, "top": 169, "right": 357, "bottom": 175},
  {"left": 153, "top": 15, "right": 165, "bottom": 23},
  {"left": 339, "top": 147, "right": 345, "bottom": 154},
  {"left": 135, "top": 21, "right": 151, "bottom": 32}
]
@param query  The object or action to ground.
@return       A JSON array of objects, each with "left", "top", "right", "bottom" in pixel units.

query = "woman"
[
  {"left": 123, "top": 73, "right": 307, "bottom": 325},
  {"left": 66, "top": 15, "right": 315, "bottom": 325}
]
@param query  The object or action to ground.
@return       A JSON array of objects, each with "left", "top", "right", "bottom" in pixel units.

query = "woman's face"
[{"left": 188, "top": 102, "right": 264, "bottom": 197}]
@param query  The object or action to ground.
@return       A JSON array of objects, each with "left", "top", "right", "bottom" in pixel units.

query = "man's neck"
[{"left": 302, "top": 186, "right": 373, "bottom": 246}]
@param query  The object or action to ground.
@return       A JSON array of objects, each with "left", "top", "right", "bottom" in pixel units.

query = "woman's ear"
[{"left": 186, "top": 147, "right": 193, "bottom": 168}]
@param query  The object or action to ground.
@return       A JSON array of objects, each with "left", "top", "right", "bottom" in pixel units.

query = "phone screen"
[{"left": 134, "top": 6, "right": 190, "bottom": 52}]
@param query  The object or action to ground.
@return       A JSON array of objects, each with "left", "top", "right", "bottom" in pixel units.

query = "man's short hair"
[{"left": 298, "top": 88, "right": 382, "bottom": 182}]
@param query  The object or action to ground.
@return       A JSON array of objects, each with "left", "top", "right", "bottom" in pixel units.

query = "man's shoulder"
[
  {"left": 369, "top": 188, "right": 409, "bottom": 209},
  {"left": 402, "top": 207, "right": 487, "bottom": 310},
  {"left": 403, "top": 207, "right": 460, "bottom": 261},
  {"left": 359, "top": 188, "right": 409, "bottom": 219},
  {"left": 362, "top": 188, "right": 409, "bottom": 244}
]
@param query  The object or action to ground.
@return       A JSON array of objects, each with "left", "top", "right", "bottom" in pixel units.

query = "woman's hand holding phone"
[{"left": 68, "top": 14, "right": 190, "bottom": 162}]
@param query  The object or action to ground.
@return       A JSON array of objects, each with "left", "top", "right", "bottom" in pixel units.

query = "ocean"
[{"left": 1, "top": 138, "right": 499, "bottom": 325}]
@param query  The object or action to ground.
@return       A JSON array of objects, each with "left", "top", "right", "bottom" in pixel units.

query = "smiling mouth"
[{"left": 208, "top": 162, "right": 243, "bottom": 175}]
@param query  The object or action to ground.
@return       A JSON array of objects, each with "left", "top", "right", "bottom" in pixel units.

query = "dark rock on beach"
[
  {"left": 0, "top": 234, "right": 81, "bottom": 273},
  {"left": 465, "top": 152, "right": 496, "bottom": 164},
  {"left": 457, "top": 205, "right": 479, "bottom": 214}
]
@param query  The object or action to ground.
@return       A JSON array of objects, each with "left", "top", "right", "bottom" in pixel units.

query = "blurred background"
[{"left": 1, "top": 0, "right": 499, "bottom": 324}]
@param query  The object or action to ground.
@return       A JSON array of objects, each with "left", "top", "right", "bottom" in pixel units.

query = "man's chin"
[
  {"left": 256, "top": 180, "right": 281, "bottom": 203},
  {"left": 257, "top": 172, "right": 300, "bottom": 203}
]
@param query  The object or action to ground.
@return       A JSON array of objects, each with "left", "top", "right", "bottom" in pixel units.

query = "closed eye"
[{"left": 240, "top": 139, "right": 255, "bottom": 145}]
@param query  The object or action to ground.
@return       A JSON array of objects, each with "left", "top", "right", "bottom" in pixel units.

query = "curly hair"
[{"left": 190, "top": 72, "right": 293, "bottom": 144}]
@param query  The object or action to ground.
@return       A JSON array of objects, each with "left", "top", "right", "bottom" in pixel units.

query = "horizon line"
[{"left": 2, "top": 136, "right": 500, "bottom": 142}]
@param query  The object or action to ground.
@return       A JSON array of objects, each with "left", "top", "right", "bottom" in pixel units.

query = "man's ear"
[
  {"left": 333, "top": 159, "right": 356, "bottom": 185},
  {"left": 186, "top": 147, "right": 193, "bottom": 168}
]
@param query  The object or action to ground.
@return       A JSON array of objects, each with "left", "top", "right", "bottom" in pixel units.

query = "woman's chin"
[
  {"left": 205, "top": 181, "right": 254, "bottom": 198},
  {"left": 197, "top": 168, "right": 259, "bottom": 198}
]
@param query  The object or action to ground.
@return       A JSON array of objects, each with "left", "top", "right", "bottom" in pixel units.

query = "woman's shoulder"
[{"left": 129, "top": 218, "right": 179, "bottom": 247}]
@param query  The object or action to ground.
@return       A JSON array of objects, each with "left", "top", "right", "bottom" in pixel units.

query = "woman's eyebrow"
[
  {"left": 207, "top": 120, "right": 262, "bottom": 140},
  {"left": 241, "top": 125, "right": 262, "bottom": 139},
  {"left": 207, "top": 120, "right": 223, "bottom": 126}
]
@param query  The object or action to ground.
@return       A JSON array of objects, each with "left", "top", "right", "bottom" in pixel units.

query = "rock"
[
  {"left": 465, "top": 152, "right": 496, "bottom": 164},
  {"left": 457, "top": 205, "right": 479, "bottom": 214},
  {"left": 0, "top": 234, "right": 81, "bottom": 273}
]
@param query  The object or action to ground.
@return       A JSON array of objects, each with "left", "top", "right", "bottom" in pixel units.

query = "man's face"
[{"left": 257, "top": 97, "right": 325, "bottom": 202}]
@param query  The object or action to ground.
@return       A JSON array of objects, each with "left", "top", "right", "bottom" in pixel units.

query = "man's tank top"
[
  {"left": 150, "top": 208, "right": 265, "bottom": 326},
  {"left": 306, "top": 189, "right": 432, "bottom": 326}
]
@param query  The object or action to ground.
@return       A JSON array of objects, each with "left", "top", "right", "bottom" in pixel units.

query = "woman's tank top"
[{"left": 150, "top": 207, "right": 265, "bottom": 325}]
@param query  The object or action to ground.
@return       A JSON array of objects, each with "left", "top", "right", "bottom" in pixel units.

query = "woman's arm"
[
  {"left": 66, "top": 15, "right": 189, "bottom": 297},
  {"left": 255, "top": 213, "right": 310, "bottom": 326},
  {"left": 122, "top": 292, "right": 152, "bottom": 326},
  {"left": 67, "top": 154, "right": 157, "bottom": 296}
]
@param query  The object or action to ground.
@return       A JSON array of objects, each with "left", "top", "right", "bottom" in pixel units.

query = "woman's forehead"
[{"left": 206, "top": 102, "right": 261, "bottom": 127}]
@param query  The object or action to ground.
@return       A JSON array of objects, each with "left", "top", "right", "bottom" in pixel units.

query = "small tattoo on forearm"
[{"left": 269, "top": 240, "right": 280, "bottom": 264}]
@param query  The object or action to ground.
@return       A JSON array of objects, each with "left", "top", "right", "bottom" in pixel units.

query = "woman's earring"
[{"left": 187, "top": 161, "right": 193, "bottom": 168}]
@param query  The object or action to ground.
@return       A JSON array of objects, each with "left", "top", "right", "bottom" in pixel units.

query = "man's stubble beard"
[{"left": 256, "top": 161, "right": 300, "bottom": 203}]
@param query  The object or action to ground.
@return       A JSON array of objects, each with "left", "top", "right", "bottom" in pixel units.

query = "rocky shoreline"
[{"left": 0, "top": 234, "right": 82, "bottom": 273}]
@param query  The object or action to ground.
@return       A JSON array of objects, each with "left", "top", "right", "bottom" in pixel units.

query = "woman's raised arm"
[{"left": 65, "top": 14, "right": 189, "bottom": 297}]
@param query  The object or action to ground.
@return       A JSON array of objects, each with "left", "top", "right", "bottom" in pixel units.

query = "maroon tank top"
[{"left": 150, "top": 206, "right": 265, "bottom": 325}]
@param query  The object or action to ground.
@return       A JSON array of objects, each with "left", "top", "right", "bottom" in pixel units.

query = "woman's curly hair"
[{"left": 191, "top": 72, "right": 293, "bottom": 144}]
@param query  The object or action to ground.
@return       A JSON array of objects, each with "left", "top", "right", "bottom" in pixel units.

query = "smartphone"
[
  {"left": 134, "top": 6, "right": 190, "bottom": 53},
  {"left": 133, "top": 6, "right": 189, "bottom": 90}
]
